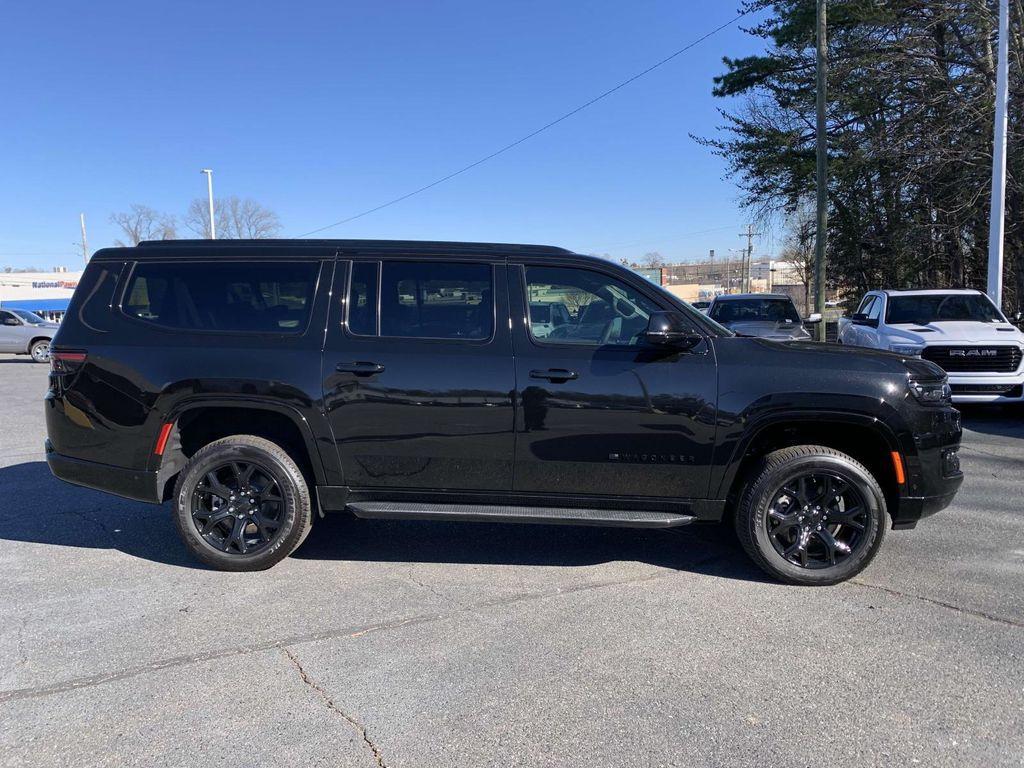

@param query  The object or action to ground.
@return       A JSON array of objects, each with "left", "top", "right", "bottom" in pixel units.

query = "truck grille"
[{"left": 921, "top": 345, "right": 1023, "bottom": 373}]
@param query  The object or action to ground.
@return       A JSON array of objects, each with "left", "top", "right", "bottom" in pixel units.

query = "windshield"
[
  {"left": 644, "top": 282, "right": 733, "bottom": 336},
  {"left": 709, "top": 298, "right": 801, "bottom": 324},
  {"left": 11, "top": 309, "right": 46, "bottom": 324},
  {"left": 886, "top": 294, "right": 1006, "bottom": 324}
]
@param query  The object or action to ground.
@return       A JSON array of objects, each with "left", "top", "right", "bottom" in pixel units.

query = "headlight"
[
  {"left": 908, "top": 378, "right": 951, "bottom": 405},
  {"left": 890, "top": 343, "right": 925, "bottom": 356}
]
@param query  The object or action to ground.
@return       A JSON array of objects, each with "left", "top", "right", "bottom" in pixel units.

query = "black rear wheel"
[
  {"left": 173, "top": 435, "right": 312, "bottom": 571},
  {"left": 735, "top": 445, "right": 886, "bottom": 585}
]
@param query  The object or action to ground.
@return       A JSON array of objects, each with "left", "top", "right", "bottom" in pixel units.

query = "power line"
[{"left": 296, "top": 10, "right": 751, "bottom": 238}]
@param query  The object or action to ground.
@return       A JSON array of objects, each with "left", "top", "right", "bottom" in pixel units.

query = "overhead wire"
[{"left": 295, "top": 10, "right": 751, "bottom": 238}]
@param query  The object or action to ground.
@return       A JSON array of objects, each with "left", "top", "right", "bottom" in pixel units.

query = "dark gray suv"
[{"left": 707, "top": 293, "right": 821, "bottom": 341}]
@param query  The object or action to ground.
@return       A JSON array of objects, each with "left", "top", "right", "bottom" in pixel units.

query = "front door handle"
[
  {"left": 529, "top": 368, "right": 578, "bottom": 382},
  {"left": 336, "top": 361, "right": 385, "bottom": 376}
]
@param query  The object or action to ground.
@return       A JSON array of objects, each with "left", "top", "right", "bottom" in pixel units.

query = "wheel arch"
[
  {"left": 718, "top": 411, "right": 905, "bottom": 524},
  {"left": 154, "top": 398, "right": 329, "bottom": 502},
  {"left": 27, "top": 335, "right": 53, "bottom": 353}
]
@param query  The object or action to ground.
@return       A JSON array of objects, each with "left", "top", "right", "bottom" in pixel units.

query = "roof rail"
[{"left": 135, "top": 238, "right": 574, "bottom": 256}]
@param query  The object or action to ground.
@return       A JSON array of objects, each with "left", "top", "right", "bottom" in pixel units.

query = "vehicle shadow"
[
  {"left": 958, "top": 404, "right": 1024, "bottom": 440},
  {"left": 1, "top": 460, "right": 768, "bottom": 582},
  {"left": 0, "top": 461, "right": 200, "bottom": 568},
  {"left": 293, "top": 513, "right": 769, "bottom": 582},
  {"left": 0, "top": 357, "right": 39, "bottom": 364}
]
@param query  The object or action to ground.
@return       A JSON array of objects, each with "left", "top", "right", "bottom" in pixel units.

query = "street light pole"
[
  {"left": 814, "top": 0, "right": 828, "bottom": 341},
  {"left": 987, "top": 0, "right": 1010, "bottom": 309},
  {"left": 201, "top": 169, "right": 216, "bottom": 239},
  {"left": 79, "top": 213, "right": 89, "bottom": 265}
]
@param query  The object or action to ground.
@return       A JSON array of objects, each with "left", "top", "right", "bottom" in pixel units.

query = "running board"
[{"left": 346, "top": 502, "right": 695, "bottom": 528}]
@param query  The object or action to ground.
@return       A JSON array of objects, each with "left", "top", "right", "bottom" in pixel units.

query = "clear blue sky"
[{"left": 0, "top": 1, "right": 770, "bottom": 269}]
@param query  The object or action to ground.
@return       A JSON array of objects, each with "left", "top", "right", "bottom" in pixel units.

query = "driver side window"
[
  {"left": 866, "top": 296, "right": 882, "bottom": 321},
  {"left": 524, "top": 265, "right": 661, "bottom": 346}
]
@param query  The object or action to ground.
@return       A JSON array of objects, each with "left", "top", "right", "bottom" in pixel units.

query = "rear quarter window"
[{"left": 122, "top": 260, "right": 320, "bottom": 334}]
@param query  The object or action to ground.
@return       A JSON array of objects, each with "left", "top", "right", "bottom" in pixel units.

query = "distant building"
[{"left": 0, "top": 269, "right": 83, "bottom": 322}]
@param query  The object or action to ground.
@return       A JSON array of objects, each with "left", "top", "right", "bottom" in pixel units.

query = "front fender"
[{"left": 710, "top": 394, "right": 912, "bottom": 501}]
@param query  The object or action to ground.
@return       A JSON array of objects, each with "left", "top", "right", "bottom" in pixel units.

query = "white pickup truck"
[{"left": 837, "top": 289, "right": 1024, "bottom": 404}]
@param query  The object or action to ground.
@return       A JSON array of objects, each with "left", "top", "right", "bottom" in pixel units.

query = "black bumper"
[
  {"left": 892, "top": 447, "right": 964, "bottom": 529},
  {"left": 891, "top": 485, "right": 962, "bottom": 529},
  {"left": 46, "top": 442, "right": 162, "bottom": 504}
]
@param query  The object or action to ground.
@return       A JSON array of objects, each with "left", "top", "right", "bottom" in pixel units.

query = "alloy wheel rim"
[
  {"left": 765, "top": 471, "right": 870, "bottom": 569},
  {"left": 191, "top": 460, "right": 285, "bottom": 555},
  {"left": 33, "top": 342, "right": 50, "bottom": 361}
]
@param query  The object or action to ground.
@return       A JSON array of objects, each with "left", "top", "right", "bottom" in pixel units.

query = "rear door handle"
[
  {"left": 336, "top": 361, "right": 385, "bottom": 376},
  {"left": 529, "top": 368, "right": 578, "bottom": 382}
]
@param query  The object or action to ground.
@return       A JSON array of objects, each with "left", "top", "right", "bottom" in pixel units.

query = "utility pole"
[
  {"left": 814, "top": 0, "right": 829, "bottom": 341},
  {"left": 201, "top": 169, "right": 216, "bottom": 239},
  {"left": 739, "top": 224, "right": 759, "bottom": 293},
  {"left": 79, "top": 213, "right": 89, "bottom": 265},
  {"left": 987, "top": 0, "right": 1010, "bottom": 309}
]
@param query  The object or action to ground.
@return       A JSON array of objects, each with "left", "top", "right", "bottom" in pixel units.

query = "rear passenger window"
[
  {"left": 347, "top": 261, "right": 492, "bottom": 340},
  {"left": 347, "top": 262, "right": 379, "bottom": 336},
  {"left": 123, "top": 261, "right": 320, "bottom": 333}
]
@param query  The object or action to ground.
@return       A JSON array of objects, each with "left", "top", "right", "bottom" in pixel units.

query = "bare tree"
[
  {"left": 641, "top": 251, "right": 664, "bottom": 269},
  {"left": 184, "top": 196, "right": 281, "bottom": 239},
  {"left": 779, "top": 202, "right": 816, "bottom": 314},
  {"left": 109, "top": 205, "right": 176, "bottom": 246},
  {"left": 184, "top": 198, "right": 228, "bottom": 240}
]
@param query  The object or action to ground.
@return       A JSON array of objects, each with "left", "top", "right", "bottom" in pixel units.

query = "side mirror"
[
  {"left": 2, "top": 317, "right": 20, "bottom": 326},
  {"left": 851, "top": 313, "right": 879, "bottom": 328},
  {"left": 643, "top": 311, "right": 702, "bottom": 349},
  {"left": 804, "top": 313, "right": 823, "bottom": 324}
]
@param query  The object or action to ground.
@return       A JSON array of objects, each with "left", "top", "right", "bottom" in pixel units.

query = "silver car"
[
  {"left": 0, "top": 308, "right": 59, "bottom": 362},
  {"left": 707, "top": 293, "right": 821, "bottom": 340}
]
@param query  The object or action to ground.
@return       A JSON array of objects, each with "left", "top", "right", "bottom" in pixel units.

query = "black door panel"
[
  {"left": 323, "top": 258, "right": 515, "bottom": 491},
  {"left": 510, "top": 262, "right": 718, "bottom": 499}
]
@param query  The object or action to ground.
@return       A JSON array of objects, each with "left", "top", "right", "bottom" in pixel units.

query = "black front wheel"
[
  {"left": 735, "top": 445, "right": 887, "bottom": 586},
  {"left": 173, "top": 435, "right": 312, "bottom": 571}
]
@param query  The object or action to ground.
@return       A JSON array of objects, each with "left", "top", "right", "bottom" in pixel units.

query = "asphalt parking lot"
[{"left": 1, "top": 353, "right": 1022, "bottom": 767}]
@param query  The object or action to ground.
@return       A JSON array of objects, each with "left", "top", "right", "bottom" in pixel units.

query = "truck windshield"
[
  {"left": 709, "top": 298, "right": 801, "bottom": 324},
  {"left": 886, "top": 294, "right": 1006, "bottom": 324}
]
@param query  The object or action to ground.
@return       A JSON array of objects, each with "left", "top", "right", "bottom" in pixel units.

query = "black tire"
[
  {"left": 735, "top": 445, "right": 887, "bottom": 586},
  {"left": 29, "top": 339, "right": 51, "bottom": 363},
  {"left": 173, "top": 435, "right": 312, "bottom": 571}
]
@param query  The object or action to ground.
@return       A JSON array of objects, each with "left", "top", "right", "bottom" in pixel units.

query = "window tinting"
[
  {"left": 377, "top": 262, "right": 492, "bottom": 340},
  {"left": 525, "top": 266, "right": 660, "bottom": 346},
  {"left": 123, "top": 261, "right": 319, "bottom": 333},
  {"left": 886, "top": 294, "right": 1005, "bottom": 324},
  {"left": 347, "top": 261, "right": 379, "bottom": 335},
  {"left": 708, "top": 298, "right": 801, "bottom": 324}
]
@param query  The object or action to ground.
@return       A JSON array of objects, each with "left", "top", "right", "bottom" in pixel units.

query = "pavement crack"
[
  {"left": 59, "top": 507, "right": 114, "bottom": 539},
  {"left": 0, "top": 568, "right": 677, "bottom": 704},
  {"left": 404, "top": 571, "right": 447, "bottom": 600},
  {"left": 848, "top": 579, "right": 1023, "bottom": 629},
  {"left": 282, "top": 647, "right": 388, "bottom": 768}
]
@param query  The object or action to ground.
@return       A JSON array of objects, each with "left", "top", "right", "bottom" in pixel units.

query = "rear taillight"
[{"left": 50, "top": 350, "right": 87, "bottom": 374}]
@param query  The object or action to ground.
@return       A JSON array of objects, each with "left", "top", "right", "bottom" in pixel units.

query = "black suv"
[{"left": 45, "top": 240, "right": 963, "bottom": 584}]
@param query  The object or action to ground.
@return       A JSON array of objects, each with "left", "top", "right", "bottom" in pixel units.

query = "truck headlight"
[
  {"left": 890, "top": 343, "right": 925, "bottom": 356},
  {"left": 908, "top": 378, "right": 952, "bottom": 405}
]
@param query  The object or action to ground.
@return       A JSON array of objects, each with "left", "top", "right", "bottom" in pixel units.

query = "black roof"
[{"left": 123, "top": 238, "right": 573, "bottom": 258}]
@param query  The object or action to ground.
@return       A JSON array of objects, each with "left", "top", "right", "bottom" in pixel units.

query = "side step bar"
[{"left": 346, "top": 502, "right": 694, "bottom": 528}]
